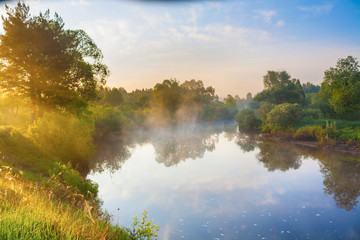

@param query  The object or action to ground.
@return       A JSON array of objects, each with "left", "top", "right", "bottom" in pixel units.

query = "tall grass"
[
  {"left": 0, "top": 166, "right": 129, "bottom": 239},
  {"left": 295, "top": 119, "right": 360, "bottom": 141}
]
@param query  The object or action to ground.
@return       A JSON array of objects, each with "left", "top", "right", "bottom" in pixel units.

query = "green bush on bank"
[
  {"left": 235, "top": 108, "right": 261, "bottom": 132},
  {"left": 293, "top": 125, "right": 328, "bottom": 143},
  {"left": 262, "top": 103, "right": 302, "bottom": 133},
  {"left": 27, "top": 112, "right": 95, "bottom": 169},
  {"left": 92, "top": 105, "right": 123, "bottom": 138}
]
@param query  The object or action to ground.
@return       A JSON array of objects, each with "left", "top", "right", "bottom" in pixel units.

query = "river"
[{"left": 87, "top": 122, "right": 360, "bottom": 240}]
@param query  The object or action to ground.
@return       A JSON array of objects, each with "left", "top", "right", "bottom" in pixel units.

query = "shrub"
[
  {"left": 27, "top": 111, "right": 95, "bottom": 168},
  {"left": 256, "top": 102, "right": 274, "bottom": 122},
  {"left": 262, "top": 103, "right": 301, "bottom": 133},
  {"left": 235, "top": 108, "right": 261, "bottom": 132},
  {"left": 293, "top": 125, "right": 327, "bottom": 143},
  {"left": 302, "top": 108, "right": 320, "bottom": 119},
  {"left": 48, "top": 162, "right": 98, "bottom": 200},
  {"left": 92, "top": 105, "right": 123, "bottom": 138}
]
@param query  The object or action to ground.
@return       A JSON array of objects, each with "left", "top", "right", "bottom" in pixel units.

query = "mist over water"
[{"left": 87, "top": 122, "right": 360, "bottom": 240}]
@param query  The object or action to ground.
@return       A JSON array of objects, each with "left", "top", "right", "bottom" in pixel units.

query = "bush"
[
  {"left": 49, "top": 162, "right": 98, "bottom": 200},
  {"left": 293, "top": 125, "right": 327, "bottom": 143},
  {"left": 256, "top": 102, "right": 274, "bottom": 121},
  {"left": 235, "top": 108, "right": 260, "bottom": 132},
  {"left": 293, "top": 122, "right": 337, "bottom": 144},
  {"left": 302, "top": 108, "right": 320, "bottom": 119},
  {"left": 262, "top": 103, "right": 301, "bottom": 133},
  {"left": 27, "top": 111, "right": 95, "bottom": 168},
  {"left": 92, "top": 105, "right": 123, "bottom": 138}
]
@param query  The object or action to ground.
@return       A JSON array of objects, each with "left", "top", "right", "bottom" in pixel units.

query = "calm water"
[{"left": 87, "top": 123, "right": 360, "bottom": 240}]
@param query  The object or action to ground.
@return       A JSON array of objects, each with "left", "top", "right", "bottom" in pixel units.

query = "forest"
[{"left": 0, "top": 2, "right": 359, "bottom": 240}]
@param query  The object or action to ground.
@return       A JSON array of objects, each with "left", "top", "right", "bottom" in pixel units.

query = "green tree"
[
  {"left": 320, "top": 56, "right": 360, "bottom": 120},
  {"left": 102, "top": 87, "right": 123, "bottom": 107},
  {"left": 224, "top": 94, "right": 237, "bottom": 107},
  {"left": 153, "top": 79, "right": 182, "bottom": 119},
  {"left": 262, "top": 103, "right": 301, "bottom": 133},
  {"left": 235, "top": 108, "right": 260, "bottom": 132},
  {"left": 0, "top": 3, "right": 108, "bottom": 117},
  {"left": 254, "top": 71, "right": 305, "bottom": 105}
]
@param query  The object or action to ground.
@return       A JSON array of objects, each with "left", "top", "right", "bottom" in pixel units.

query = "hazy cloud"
[
  {"left": 275, "top": 20, "right": 285, "bottom": 27},
  {"left": 298, "top": 3, "right": 334, "bottom": 16},
  {"left": 256, "top": 9, "right": 277, "bottom": 24}
]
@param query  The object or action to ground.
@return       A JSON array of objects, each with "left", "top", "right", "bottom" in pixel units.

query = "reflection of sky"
[{"left": 88, "top": 133, "right": 360, "bottom": 240}]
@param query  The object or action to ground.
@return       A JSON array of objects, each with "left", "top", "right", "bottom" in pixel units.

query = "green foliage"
[
  {"left": 302, "top": 108, "right": 320, "bottom": 119},
  {"left": 254, "top": 71, "right": 305, "bottom": 105},
  {"left": 92, "top": 105, "right": 122, "bottom": 138},
  {"left": 49, "top": 162, "right": 98, "bottom": 199},
  {"left": 200, "top": 101, "right": 237, "bottom": 122},
  {"left": 153, "top": 79, "right": 182, "bottom": 119},
  {"left": 293, "top": 122, "right": 337, "bottom": 144},
  {"left": 302, "top": 82, "right": 320, "bottom": 94},
  {"left": 224, "top": 94, "right": 237, "bottom": 107},
  {"left": 0, "top": 127, "right": 54, "bottom": 177},
  {"left": 127, "top": 210, "right": 160, "bottom": 240},
  {"left": 293, "top": 125, "right": 328, "bottom": 143},
  {"left": 0, "top": 166, "right": 129, "bottom": 239},
  {"left": 27, "top": 111, "right": 95, "bottom": 168},
  {"left": 262, "top": 103, "right": 301, "bottom": 133},
  {"left": 235, "top": 108, "right": 260, "bottom": 132},
  {"left": 320, "top": 56, "right": 360, "bottom": 120},
  {"left": 0, "top": 3, "right": 108, "bottom": 115},
  {"left": 256, "top": 102, "right": 274, "bottom": 122},
  {"left": 101, "top": 87, "right": 124, "bottom": 107}
]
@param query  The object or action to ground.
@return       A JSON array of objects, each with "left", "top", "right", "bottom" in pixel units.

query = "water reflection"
[
  {"left": 320, "top": 153, "right": 360, "bottom": 211},
  {"left": 91, "top": 122, "right": 236, "bottom": 170},
  {"left": 90, "top": 124, "right": 360, "bottom": 214},
  {"left": 89, "top": 124, "right": 360, "bottom": 239},
  {"left": 235, "top": 133, "right": 360, "bottom": 211}
]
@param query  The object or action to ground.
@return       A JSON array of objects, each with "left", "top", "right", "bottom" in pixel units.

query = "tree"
[
  {"left": 255, "top": 71, "right": 305, "bottom": 105},
  {"left": 224, "top": 94, "right": 236, "bottom": 107},
  {"left": 0, "top": 3, "right": 108, "bottom": 117},
  {"left": 320, "top": 56, "right": 360, "bottom": 120},
  {"left": 235, "top": 108, "right": 260, "bottom": 132},
  {"left": 262, "top": 103, "right": 301, "bottom": 133},
  {"left": 102, "top": 87, "right": 123, "bottom": 107},
  {"left": 153, "top": 79, "right": 182, "bottom": 118}
]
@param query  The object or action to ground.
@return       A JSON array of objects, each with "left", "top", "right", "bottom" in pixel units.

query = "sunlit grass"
[
  {"left": 0, "top": 166, "right": 129, "bottom": 239},
  {"left": 296, "top": 119, "right": 360, "bottom": 141}
]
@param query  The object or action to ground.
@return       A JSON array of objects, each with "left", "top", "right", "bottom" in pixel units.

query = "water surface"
[{"left": 87, "top": 123, "right": 360, "bottom": 239}]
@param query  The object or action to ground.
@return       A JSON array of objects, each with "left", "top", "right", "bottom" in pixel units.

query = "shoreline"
[{"left": 260, "top": 134, "right": 360, "bottom": 157}]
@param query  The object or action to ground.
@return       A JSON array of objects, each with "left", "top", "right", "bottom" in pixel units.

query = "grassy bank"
[
  {"left": 0, "top": 126, "right": 130, "bottom": 239},
  {"left": 295, "top": 119, "right": 360, "bottom": 142}
]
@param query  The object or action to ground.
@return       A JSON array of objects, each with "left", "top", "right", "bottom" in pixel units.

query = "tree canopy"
[
  {"left": 0, "top": 3, "right": 108, "bottom": 115},
  {"left": 320, "top": 56, "right": 360, "bottom": 120},
  {"left": 254, "top": 70, "right": 305, "bottom": 105}
]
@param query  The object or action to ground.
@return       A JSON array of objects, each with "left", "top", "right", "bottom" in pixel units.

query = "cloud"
[
  {"left": 298, "top": 3, "right": 334, "bottom": 16},
  {"left": 256, "top": 9, "right": 277, "bottom": 24},
  {"left": 67, "top": 0, "right": 89, "bottom": 6},
  {"left": 275, "top": 20, "right": 285, "bottom": 27}
]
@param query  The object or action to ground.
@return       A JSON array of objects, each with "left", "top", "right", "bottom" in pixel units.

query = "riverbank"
[
  {"left": 0, "top": 126, "right": 130, "bottom": 239},
  {"left": 261, "top": 133, "right": 360, "bottom": 157}
]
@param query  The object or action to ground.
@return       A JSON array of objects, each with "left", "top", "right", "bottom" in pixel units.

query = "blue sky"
[{"left": 1, "top": 0, "right": 359, "bottom": 97}]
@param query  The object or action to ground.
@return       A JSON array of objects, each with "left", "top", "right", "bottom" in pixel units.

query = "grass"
[
  {"left": 0, "top": 166, "right": 129, "bottom": 239},
  {"left": 0, "top": 126, "right": 130, "bottom": 239},
  {"left": 295, "top": 119, "right": 360, "bottom": 142}
]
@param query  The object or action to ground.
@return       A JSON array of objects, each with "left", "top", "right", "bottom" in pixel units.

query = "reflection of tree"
[
  {"left": 318, "top": 153, "right": 360, "bottom": 211},
  {"left": 252, "top": 137, "right": 360, "bottom": 211},
  {"left": 256, "top": 141, "right": 303, "bottom": 171},
  {"left": 235, "top": 132, "right": 257, "bottom": 153},
  {"left": 88, "top": 137, "right": 132, "bottom": 174},
  {"left": 151, "top": 124, "right": 223, "bottom": 167}
]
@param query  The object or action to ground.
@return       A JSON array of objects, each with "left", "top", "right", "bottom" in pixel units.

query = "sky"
[{"left": 1, "top": 0, "right": 360, "bottom": 97}]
